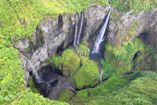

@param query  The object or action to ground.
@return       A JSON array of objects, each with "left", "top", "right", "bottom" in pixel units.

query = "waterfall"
[
  {"left": 11, "top": 43, "right": 50, "bottom": 87},
  {"left": 77, "top": 11, "right": 84, "bottom": 45},
  {"left": 100, "top": 70, "right": 103, "bottom": 83},
  {"left": 73, "top": 12, "right": 79, "bottom": 47},
  {"left": 73, "top": 12, "right": 83, "bottom": 56},
  {"left": 92, "top": 8, "right": 111, "bottom": 53},
  {"left": 20, "top": 53, "right": 51, "bottom": 86}
]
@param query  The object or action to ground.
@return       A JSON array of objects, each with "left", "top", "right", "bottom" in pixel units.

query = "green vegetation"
[
  {"left": 29, "top": 77, "right": 38, "bottom": 93},
  {"left": 58, "top": 89, "right": 73, "bottom": 102},
  {"left": 11, "top": 88, "right": 69, "bottom": 105},
  {"left": 70, "top": 71, "right": 157, "bottom": 105},
  {"left": 46, "top": 49, "right": 81, "bottom": 76},
  {"left": 101, "top": 39, "right": 156, "bottom": 80},
  {"left": 46, "top": 48, "right": 99, "bottom": 89},
  {"left": 85, "top": 71, "right": 157, "bottom": 105},
  {"left": 110, "top": 0, "right": 157, "bottom": 13},
  {"left": 79, "top": 41, "right": 90, "bottom": 57},
  {"left": 0, "top": 0, "right": 109, "bottom": 43},
  {"left": 71, "top": 57, "right": 100, "bottom": 89},
  {"left": 129, "top": 21, "right": 139, "bottom": 38},
  {"left": 0, "top": 0, "right": 156, "bottom": 104},
  {"left": 0, "top": 47, "right": 68, "bottom": 105}
]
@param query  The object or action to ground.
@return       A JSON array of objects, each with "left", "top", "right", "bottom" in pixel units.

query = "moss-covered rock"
[
  {"left": 71, "top": 57, "right": 100, "bottom": 89},
  {"left": 62, "top": 49, "right": 81, "bottom": 76},
  {"left": 76, "top": 90, "right": 88, "bottom": 99},
  {"left": 46, "top": 49, "right": 81, "bottom": 76},
  {"left": 58, "top": 88, "right": 73, "bottom": 102},
  {"left": 79, "top": 44, "right": 90, "bottom": 57}
]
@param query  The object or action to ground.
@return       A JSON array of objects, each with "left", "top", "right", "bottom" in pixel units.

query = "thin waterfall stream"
[
  {"left": 77, "top": 11, "right": 84, "bottom": 45},
  {"left": 11, "top": 43, "right": 51, "bottom": 87},
  {"left": 20, "top": 54, "right": 51, "bottom": 87},
  {"left": 73, "top": 12, "right": 84, "bottom": 56},
  {"left": 100, "top": 70, "right": 103, "bottom": 83}
]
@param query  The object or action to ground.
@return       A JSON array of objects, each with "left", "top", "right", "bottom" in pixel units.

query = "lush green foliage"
[
  {"left": 11, "top": 88, "right": 69, "bottom": 105},
  {"left": 0, "top": 0, "right": 156, "bottom": 104},
  {"left": 84, "top": 71, "right": 157, "bottom": 105},
  {"left": 0, "top": 0, "right": 109, "bottom": 42},
  {"left": 71, "top": 57, "right": 100, "bottom": 89},
  {"left": 58, "top": 89, "right": 73, "bottom": 102},
  {"left": 101, "top": 39, "right": 156, "bottom": 79},
  {"left": 0, "top": 47, "right": 24, "bottom": 104},
  {"left": 46, "top": 49, "right": 81, "bottom": 76},
  {"left": 110, "top": 0, "right": 157, "bottom": 13},
  {"left": 70, "top": 71, "right": 157, "bottom": 105}
]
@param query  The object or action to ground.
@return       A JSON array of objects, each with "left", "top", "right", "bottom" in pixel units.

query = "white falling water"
[
  {"left": 92, "top": 8, "right": 111, "bottom": 53},
  {"left": 13, "top": 47, "right": 51, "bottom": 87},
  {"left": 73, "top": 12, "right": 79, "bottom": 47},
  {"left": 73, "top": 11, "right": 83, "bottom": 56},
  {"left": 77, "top": 11, "right": 84, "bottom": 45},
  {"left": 100, "top": 70, "right": 103, "bottom": 83},
  {"left": 22, "top": 55, "right": 50, "bottom": 86}
]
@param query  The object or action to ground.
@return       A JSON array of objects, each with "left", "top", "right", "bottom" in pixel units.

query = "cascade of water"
[
  {"left": 11, "top": 43, "right": 50, "bottom": 86},
  {"left": 100, "top": 70, "right": 103, "bottom": 83},
  {"left": 92, "top": 8, "right": 111, "bottom": 53},
  {"left": 73, "top": 12, "right": 79, "bottom": 47},
  {"left": 73, "top": 12, "right": 83, "bottom": 56},
  {"left": 69, "top": 86, "right": 75, "bottom": 93},
  {"left": 20, "top": 53, "right": 51, "bottom": 87},
  {"left": 77, "top": 11, "right": 84, "bottom": 45}
]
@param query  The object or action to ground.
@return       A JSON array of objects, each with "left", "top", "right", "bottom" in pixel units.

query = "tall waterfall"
[
  {"left": 77, "top": 11, "right": 84, "bottom": 45},
  {"left": 92, "top": 8, "right": 111, "bottom": 53},
  {"left": 21, "top": 54, "right": 50, "bottom": 86},
  {"left": 73, "top": 12, "right": 83, "bottom": 56},
  {"left": 73, "top": 12, "right": 79, "bottom": 47},
  {"left": 11, "top": 43, "right": 50, "bottom": 87}
]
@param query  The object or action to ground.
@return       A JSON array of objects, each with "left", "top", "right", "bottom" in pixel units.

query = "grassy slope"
[
  {"left": 85, "top": 71, "right": 157, "bottom": 105},
  {"left": 110, "top": 0, "right": 157, "bottom": 13},
  {"left": 70, "top": 71, "right": 157, "bottom": 105}
]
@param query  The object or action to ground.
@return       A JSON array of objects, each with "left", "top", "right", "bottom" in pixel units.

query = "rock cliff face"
[
  {"left": 14, "top": 3, "right": 156, "bottom": 101},
  {"left": 14, "top": 4, "right": 110, "bottom": 87},
  {"left": 108, "top": 8, "right": 157, "bottom": 47}
]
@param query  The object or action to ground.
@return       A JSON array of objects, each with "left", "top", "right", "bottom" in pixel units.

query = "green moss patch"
[
  {"left": 71, "top": 57, "right": 99, "bottom": 89},
  {"left": 58, "top": 89, "right": 73, "bottom": 102},
  {"left": 46, "top": 49, "right": 81, "bottom": 76}
]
